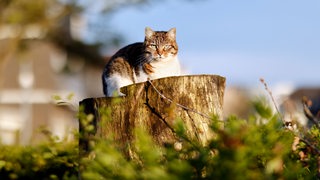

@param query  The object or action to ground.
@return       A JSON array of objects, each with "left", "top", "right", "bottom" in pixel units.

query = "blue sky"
[{"left": 106, "top": 0, "right": 320, "bottom": 88}]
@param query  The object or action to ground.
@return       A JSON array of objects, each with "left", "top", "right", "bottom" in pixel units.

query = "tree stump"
[{"left": 80, "top": 75, "right": 226, "bottom": 153}]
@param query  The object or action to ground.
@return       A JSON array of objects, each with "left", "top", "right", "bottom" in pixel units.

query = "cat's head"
[{"left": 144, "top": 27, "right": 178, "bottom": 62}]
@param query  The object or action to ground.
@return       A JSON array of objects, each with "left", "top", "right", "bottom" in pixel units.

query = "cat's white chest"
[{"left": 135, "top": 57, "right": 181, "bottom": 83}]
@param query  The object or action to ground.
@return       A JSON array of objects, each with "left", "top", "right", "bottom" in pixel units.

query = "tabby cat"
[{"left": 102, "top": 27, "right": 181, "bottom": 96}]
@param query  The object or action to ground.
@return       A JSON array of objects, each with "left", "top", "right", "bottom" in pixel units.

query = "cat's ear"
[
  {"left": 145, "top": 27, "right": 154, "bottom": 39},
  {"left": 167, "top": 27, "right": 176, "bottom": 40}
]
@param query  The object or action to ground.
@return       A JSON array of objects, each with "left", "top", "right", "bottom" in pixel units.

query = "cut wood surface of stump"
[{"left": 80, "top": 75, "right": 226, "bottom": 152}]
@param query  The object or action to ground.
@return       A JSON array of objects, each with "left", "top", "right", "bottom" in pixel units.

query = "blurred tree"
[
  {"left": 0, "top": 0, "right": 150, "bottom": 68},
  {"left": 0, "top": 0, "right": 201, "bottom": 68},
  {"left": 0, "top": 0, "right": 202, "bottom": 70}
]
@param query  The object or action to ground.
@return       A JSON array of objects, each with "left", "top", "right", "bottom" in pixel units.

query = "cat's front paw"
[
  {"left": 117, "top": 92, "right": 126, "bottom": 97},
  {"left": 113, "top": 90, "right": 126, "bottom": 97},
  {"left": 107, "top": 91, "right": 126, "bottom": 97}
]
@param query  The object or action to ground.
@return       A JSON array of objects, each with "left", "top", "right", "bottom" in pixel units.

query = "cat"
[{"left": 102, "top": 27, "right": 181, "bottom": 97}]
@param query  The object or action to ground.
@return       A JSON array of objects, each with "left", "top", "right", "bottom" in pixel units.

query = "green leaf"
[
  {"left": 67, "top": 93, "right": 75, "bottom": 101},
  {"left": 0, "top": 160, "right": 6, "bottom": 169},
  {"left": 253, "top": 99, "right": 273, "bottom": 119},
  {"left": 52, "top": 95, "right": 62, "bottom": 101}
]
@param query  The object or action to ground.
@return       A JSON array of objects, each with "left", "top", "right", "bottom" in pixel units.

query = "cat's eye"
[
  {"left": 149, "top": 43, "right": 157, "bottom": 49},
  {"left": 164, "top": 45, "right": 172, "bottom": 50}
]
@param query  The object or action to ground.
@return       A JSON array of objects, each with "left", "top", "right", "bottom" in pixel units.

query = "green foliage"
[
  {"left": 1, "top": 100, "right": 319, "bottom": 179},
  {"left": 81, "top": 127, "right": 194, "bottom": 180},
  {"left": 0, "top": 138, "right": 78, "bottom": 179},
  {"left": 80, "top": 101, "right": 319, "bottom": 179}
]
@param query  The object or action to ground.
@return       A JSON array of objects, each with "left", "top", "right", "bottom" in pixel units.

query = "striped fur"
[{"left": 102, "top": 27, "right": 181, "bottom": 96}]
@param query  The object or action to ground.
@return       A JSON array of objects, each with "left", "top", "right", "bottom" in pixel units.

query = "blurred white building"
[{"left": 0, "top": 27, "right": 104, "bottom": 145}]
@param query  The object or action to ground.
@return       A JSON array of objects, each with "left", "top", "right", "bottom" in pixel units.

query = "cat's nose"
[{"left": 157, "top": 54, "right": 163, "bottom": 58}]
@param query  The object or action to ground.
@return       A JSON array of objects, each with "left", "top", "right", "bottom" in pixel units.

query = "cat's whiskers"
[
  {"left": 135, "top": 55, "right": 149, "bottom": 65},
  {"left": 137, "top": 54, "right": 154, "bottom": 64}
]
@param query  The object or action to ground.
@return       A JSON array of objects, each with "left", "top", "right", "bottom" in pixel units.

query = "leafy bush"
[
  {"left": 81, "top": 100, "right": 319, "bottom": 179},
  {"left": 0, "top": 137, "right": 78, "bottom": 179},
  {"left": 0, "top": 99, "right": 319, "bottom": 179}
]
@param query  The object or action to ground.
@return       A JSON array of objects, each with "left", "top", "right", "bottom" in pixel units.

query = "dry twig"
[
  {"left": 260, "top": 78, "right": 320, "bottom": 156},
  {"left": 147, "top": 79, "right": 224, "bottom": 123},
  {"left": 259, "top": 78, "right": 284, "bottom": 123}
]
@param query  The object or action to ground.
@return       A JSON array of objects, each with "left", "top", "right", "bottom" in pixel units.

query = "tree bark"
[{"left": 80, "top": 75, "right": 226, "bottom": 153}]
